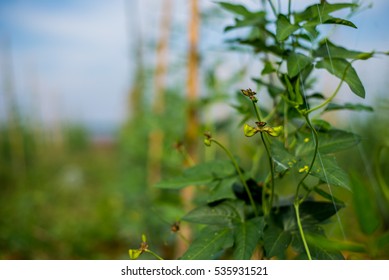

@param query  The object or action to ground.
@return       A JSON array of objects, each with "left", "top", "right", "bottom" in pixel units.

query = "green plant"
[{"left": 151, "top": 0, "right": 389, "bottom": 260}]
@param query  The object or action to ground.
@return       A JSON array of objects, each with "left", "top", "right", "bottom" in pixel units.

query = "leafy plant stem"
[
  {"left": 210, "top": 138, "right": 259, "bottom": 216},
  {"left": 252, "top": 101, "right": 275, "bottom": 215}
]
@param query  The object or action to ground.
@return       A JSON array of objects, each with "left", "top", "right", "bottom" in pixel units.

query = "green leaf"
[
  {"left": 182, "top": 200, "right": 245, "bottom": 225},
  {"left": 287, "top": 52, "right": 312, "bottom": 78},
  {"left": 261, "top": 61, "right": 276, "bottom": 75},
  {"left": 218, "top": 2, "right": 252, "bottom": 17},
  {"left": 271, "top": 140, "right": 298, "bottom": 173},
  {"left": 207, "top": 177, "right": 237, "bottom": 203},
  {"left": 155, "top": 160, "right": 236, "bottom": 189},
  {"left": 295, "top": 3, "right": 357, "bottom": 23},
  {"left": 276, "top": 14, "right": 299, "bottom": 42},
  {"left": 308, "top": 156, "right": 350, "bottom": 190},
  {"left": 180, "top": 226, "right": 234, "bottom": 260},
  {"left": 224, "top": 12, "right": 266, "bottom": 32},
  {"left": 350, "top": 174, "right": 381, "bottom": 235},
  {"left": 233, "top": 217, "right": 264, "bottom": 260},
  {"left": 316, "top": 58, "right": 365, "bottom": 98},
  {"left": 263, "top": 221, "right": 292, "bottom": 259},
  {"left": 323, "top": 17, "right": 357, "bottom": 28},
  {"left": 296, "top": 129, "right": 361, "bottom": 156},
  {"left": 325, "top": 102, "right": 373, "bottom": 112},
  {"left": 314, "top": 40, "right": 373, "bottom": 60},
  {"left": 306, "top": 234, "right": 366, "bottom": 253},
  {"left": 299, "top": 201, "right": 344, "bottom": 225},
  {"left": 304, "top": 244, "right": 345, "bottom": 260},
  {"left": 313, "top": 187, "right": 344, "bottom": 205}
]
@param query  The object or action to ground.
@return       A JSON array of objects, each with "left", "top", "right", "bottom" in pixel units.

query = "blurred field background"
[{"left": 1, "top": 0, "right": 389, "bottom": 259}]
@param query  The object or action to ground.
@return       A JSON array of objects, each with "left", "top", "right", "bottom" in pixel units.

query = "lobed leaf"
[{"left": 316, "top": 58, "right": 365, "bottom": 98}]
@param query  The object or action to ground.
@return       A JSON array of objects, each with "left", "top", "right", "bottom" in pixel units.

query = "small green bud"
[
  {"left": 244, "top": 124, "right": 259, "bottom": 137},
  {"left": 203, "top": 131, "right": 212, "bottom": 146}
]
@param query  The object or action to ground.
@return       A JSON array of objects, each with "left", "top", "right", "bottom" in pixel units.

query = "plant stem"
[
  {"left": 293, "top": 114, "right": 318, "bottom": 260},
  {"left": 293, "top": 202, "right": 312, "bottom": 260},
  {"left": 295, "top": 115, "right": 319, "bottom": 202},
  {"left": 267, "top": 0, "right": 277, "bottom": 17},
  {"left": 211, "top": 139, "right": 259, "bottom": 216},
  {"left": 252, "top": 101, "right": 275, "bottom": 215},
  {"left": 145, "top": 249, "right": 164, "bottom": 260}
]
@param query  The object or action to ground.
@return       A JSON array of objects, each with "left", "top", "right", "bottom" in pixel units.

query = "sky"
[{"left": 0, "top": 0, "right": 388, "bottom": 131}]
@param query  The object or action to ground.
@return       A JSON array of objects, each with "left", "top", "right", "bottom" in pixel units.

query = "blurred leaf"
[
  {"left": 325, "top": 102, "right": 373, "bottom": 112},
  {"left": 218, "top": 2, "right": 252, "bottom": 17},
  {"left": 182, "top": 200, "right": 245, "bottom": 225},
  {"left": 313, "top": 187, "right": 344, "bottom": 205},
  {"left": 316, "top": 58, "right": 365, "bottom": 98},
  {"left": 323, "top": 17, "right": 357, "bottom": 28},
  {"left": 294, "top": 3, "right": 357, "bottom": 22},
  {"left": 207, "top": 177, "right": 237, "bottom": 203},
  {"left": 225, "top": 13, "right": 266, "bottom": 32},
  {"left": 181, "top": 226, "right": 234, "bottom": 260},
  {"left": 253, "top": 78, "right": 284, "bottom": 97},
  {"left": 314, "top": 40, "right": 373, "bottom": 60},
  {"left": 350, "top": 174, "right": 381, "bottom": 235},
  {"left": 306, "top": 234, "right": 366, "bottom": 253},
  {"left": 311, "top": 119, "right": 332, "bottom": 131},
  {"left": 155, "top": 160, "right": 236, "bottom": 189},
  {"left": 287, "top": 52, "right": 312, "bottom": 78},
  {"left": 261, "top": 61, "right": 276, "bottom": 75},
  {"left": 276, "top": 14, "right": 299, "bottom": 42},
  {"left": 233, "top": 217, "right": 265, "bottom": 259}
]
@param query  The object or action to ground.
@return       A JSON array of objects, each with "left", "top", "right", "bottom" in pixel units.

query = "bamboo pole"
[
  {"left": 176, "top": 0, "right": 200, "bottom": 257},
  {"left": 147, "top": 0, "right": 173, "bottom": 187}
]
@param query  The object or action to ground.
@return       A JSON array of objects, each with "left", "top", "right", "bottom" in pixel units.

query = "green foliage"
[{"left": 154, "top": 0, "right": 389, "bottom": 260}]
